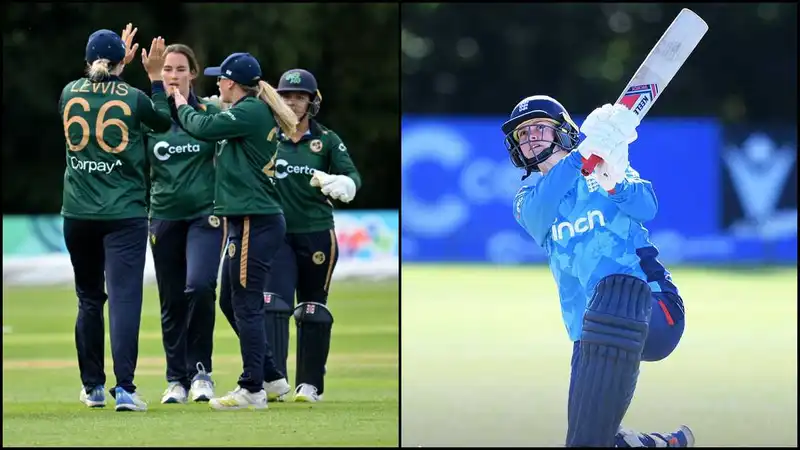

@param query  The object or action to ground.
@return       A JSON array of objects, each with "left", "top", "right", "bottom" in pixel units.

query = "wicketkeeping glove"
[{"left": 311, "top": 170, "right": 357, "bottom": 203}]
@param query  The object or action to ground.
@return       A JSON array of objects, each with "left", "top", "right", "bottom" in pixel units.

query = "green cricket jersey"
[
  {"left": 169, "top": 95, "right": 283, "bottom": 216},
  {"left": 145, "top": 95, "right": 220, "bottom": 220},
  {"left": 60, "top": 77, "right": 172, "bottom": 220},
  {"left": 275, "top": 120, "right": 362, "bottom": 233}
]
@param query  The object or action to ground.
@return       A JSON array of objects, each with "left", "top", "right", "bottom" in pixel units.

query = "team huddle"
[{"left": 60, "top": 24, "right": 361, "bottom": 411}]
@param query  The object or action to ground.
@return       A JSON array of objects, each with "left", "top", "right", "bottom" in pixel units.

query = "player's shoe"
[
  {"left": 113, "top": 387, "right": 148, "bottom": 412},
  {"left": 79, "top": 385, "right": 106, "bottom": 408},
  {"left": 189, "top": 362, "right": 214, "bottom": 402},
  {"left": 615, "top": 425, "right": 695, "bottom": 447},
  {"left": 209, "top": 386, "right": 267, "bottom": 410},
  {"left": 264, "top": 378, "right": 291, "bottom": 402},
  {"left": 293, "top": 383, "right": 323, "bottom": 403},
  {"left": 161, "top": 381, "right": 188, "bottom": 404}
]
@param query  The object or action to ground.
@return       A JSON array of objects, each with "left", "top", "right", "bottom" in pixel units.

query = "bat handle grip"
[{"left": 581, "top": 154, "right": 603, "bottom": 176}]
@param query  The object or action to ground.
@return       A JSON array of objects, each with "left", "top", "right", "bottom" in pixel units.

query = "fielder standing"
[
  {"left": 165, "top": 52, "right": 298, "bottom": 410},
  {"left": 144, "top": 43, "right": 223, "bottom": 405},
  {"left": 260, "top": 68, "right": 362, "bottom": 402},
  {"left": 61, "top": 26, "right": 172, "bottom": 411}
]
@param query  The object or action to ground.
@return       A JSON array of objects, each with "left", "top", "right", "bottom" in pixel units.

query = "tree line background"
[
  {"left": 401, "top": 3, "right": 797, "bottom": 123},
  {"left": 3, "top": 3, "right": 399, "bottom": 214}
]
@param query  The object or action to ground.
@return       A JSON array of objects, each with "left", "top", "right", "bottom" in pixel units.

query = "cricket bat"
[{"left": 581, "top": 8, "right": 709, "bottom": 177}]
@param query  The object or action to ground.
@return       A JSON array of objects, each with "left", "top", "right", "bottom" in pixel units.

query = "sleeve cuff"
[
  {"left": 609, "top": 178, "right": 631, "bottom": 200},
  {"left": 151, "top": 80, "right": 165, "bottom": 94}
]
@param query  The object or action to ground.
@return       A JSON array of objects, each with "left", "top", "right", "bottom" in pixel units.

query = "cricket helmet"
[
  {"left": 277, "top": 69, "right": 322, "bottom": 117},
  {"left": 501, "top": 95, "right": 580, "bottom": 178}
]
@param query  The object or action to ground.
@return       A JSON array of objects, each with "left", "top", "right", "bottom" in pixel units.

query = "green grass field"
[
  {"left": 3, "top": 280, "right": 398, "bottom": 447},
  {"left": 401, "top": 265, "right": 797, "bottom": 447}
]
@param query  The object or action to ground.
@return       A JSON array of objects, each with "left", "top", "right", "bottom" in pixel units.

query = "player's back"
[
  {"left": 60, "top": 76, "right": 169, "bottom": 220},
  {"left": 211, "top": 96, "right": 283, "bottom": 217}
]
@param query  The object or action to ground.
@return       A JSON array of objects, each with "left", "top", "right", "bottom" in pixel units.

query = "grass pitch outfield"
[
  {"left": 401, "top": 265, "right": 797, "bottom": 447},
  {"left": 3, "top": 280, "right": 398, "bottom": 447}
]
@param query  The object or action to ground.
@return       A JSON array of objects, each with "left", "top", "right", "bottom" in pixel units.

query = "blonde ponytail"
[
  {"left": 86, "top": 59, "right": 111, "bottom": 81},
  {"left": 256, "top": 80, "right": 298, "bottom": 136}
]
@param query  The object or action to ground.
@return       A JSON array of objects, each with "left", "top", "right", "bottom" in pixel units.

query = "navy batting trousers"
[{"left": 568, "top": 291, "right": 686, "bottom": 419}]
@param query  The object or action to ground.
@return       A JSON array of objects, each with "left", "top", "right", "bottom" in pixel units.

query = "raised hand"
[
  {"left": 141, "top": 36, "right": 166, "bottom": 81},
  {"left": 120, "top": 23, "right": 139, "bottom": 65}
]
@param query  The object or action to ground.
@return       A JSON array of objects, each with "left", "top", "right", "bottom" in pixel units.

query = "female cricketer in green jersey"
[
  {"left": 144, "top": 43, "right": 223, "bottom": 405},
  {"left": 263, "top": 68, "right": 362, "bottom": 402},
  {"left": 61, "top": 26, "right": 172, "bottom": 411},
  {"left": 166, "top": 52, "right": 299, "bottom": 410}
]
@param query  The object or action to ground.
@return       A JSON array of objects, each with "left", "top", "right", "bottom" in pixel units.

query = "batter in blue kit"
[{"left": 505, "top": 95, "right": 692, "bottom": 447}]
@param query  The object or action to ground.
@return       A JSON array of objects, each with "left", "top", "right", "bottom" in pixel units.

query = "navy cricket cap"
[
  {"left": 203, "top": 53, "right": 262, "bottom": 87},
  {"left": 85, "top": 29, "right": 126, "bottom": 64}
]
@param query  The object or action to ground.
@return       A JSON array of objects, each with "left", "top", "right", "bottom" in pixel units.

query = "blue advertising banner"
[{"left": 402, "top": 116, "right": 797, "bottom": 264}]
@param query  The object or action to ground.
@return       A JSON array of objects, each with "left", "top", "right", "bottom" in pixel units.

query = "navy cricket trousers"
[
  {"left": 221, "top": 214, "right": 286, "bottom": 393},
  {"left": 266, "top": 229, "right": 340, "bottom": 311},
  {"left": 63, "top": 217, "right": 148, "bottom": 395},
  {"left": 149, "top": 215, "right": 224, "bottom": 388}
]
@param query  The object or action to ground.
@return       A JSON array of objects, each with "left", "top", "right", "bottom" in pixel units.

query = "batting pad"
[
  {"left": 263, "top": 292, "right": 293, "bottom": 377},
  {"left": 293, "top": 302, "right": 334, "bottom": 394},
  {"left": 566, "top": 274, "right": 653, "bottom": 447}
]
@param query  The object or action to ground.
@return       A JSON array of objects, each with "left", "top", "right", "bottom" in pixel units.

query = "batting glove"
[
  {"left": 577, "top": 134, "right": 615, "bottom": 163},
  {"left": 608, "top": 103, "right": 640, "bottom": 144},
  {"left": 606, "top": 141, "right": 630, "bottom": 173},
  {"left": 595, "top": 163, "right": 627, "bottom": 192},
  {"left": 579, "top": 103, "right": 639, "bottom": 153},
  {"left": 595, "top": 143, "right": 629, "bottom": 191}
]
